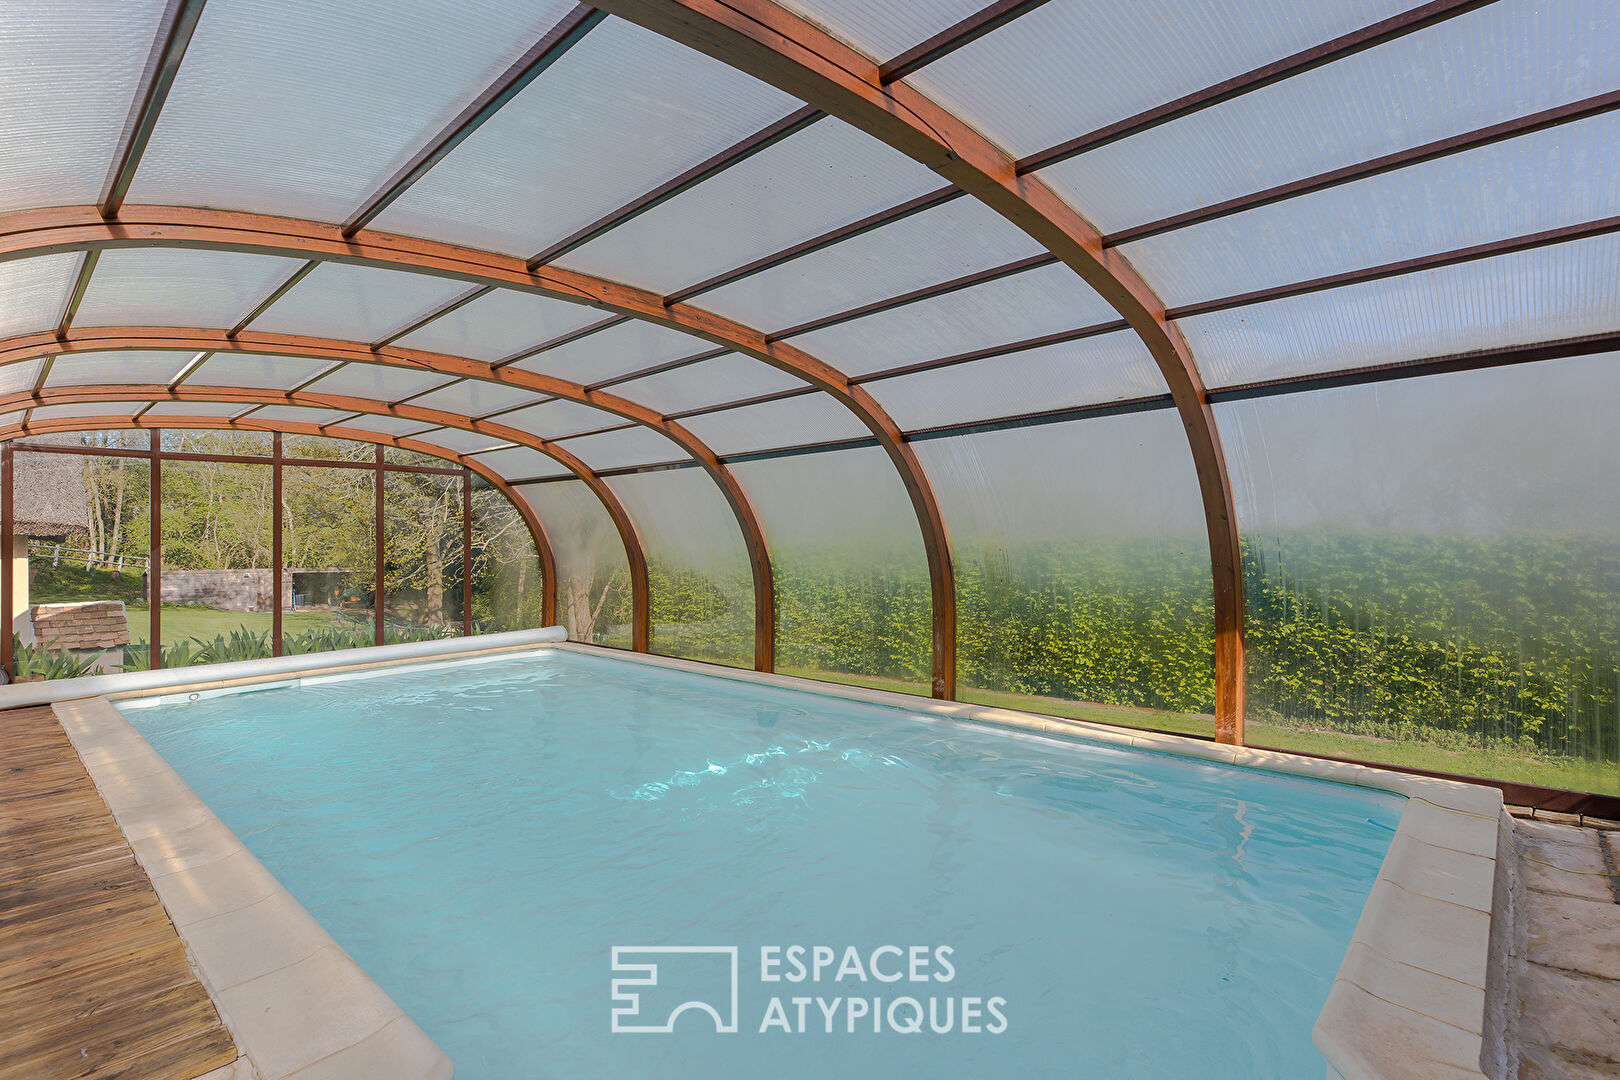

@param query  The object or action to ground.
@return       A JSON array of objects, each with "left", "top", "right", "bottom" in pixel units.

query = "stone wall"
[{"left": 153, "top": 570, "right": 293, "bottom": 613}]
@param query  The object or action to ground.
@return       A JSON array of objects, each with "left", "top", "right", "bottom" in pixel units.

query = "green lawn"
[{"left": 124, "top": 603, "right": 349, "bottom": 645}]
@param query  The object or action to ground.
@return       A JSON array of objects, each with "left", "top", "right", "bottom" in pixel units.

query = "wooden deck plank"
[{"left": 0, "top": 705, "right": 238, "bottom": 1080}]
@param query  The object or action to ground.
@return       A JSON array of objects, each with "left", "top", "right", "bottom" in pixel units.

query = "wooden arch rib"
[
  {"left": 589, "top": 0, "right": 1247, "bottom": 739},
  {"left": 0, "top": 412, "right": 560, "bottom": 628},
  {"left": 0, "top": 206, "right": 955, "bottom": 697},
  {"left": 0, "top": 325, "right": 775, "bottom": 671},
  {"left": 0, "top": 383, "right": 652, "bottom": 654}
]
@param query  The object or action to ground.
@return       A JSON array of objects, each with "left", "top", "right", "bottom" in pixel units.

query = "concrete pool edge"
[{"left": 552, "top": 644, "right": 1509, "bottom": 1080}]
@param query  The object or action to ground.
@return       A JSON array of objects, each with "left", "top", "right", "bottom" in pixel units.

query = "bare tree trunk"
[{"left": 425, "top": 534, "right": 444, "bottom": 625}]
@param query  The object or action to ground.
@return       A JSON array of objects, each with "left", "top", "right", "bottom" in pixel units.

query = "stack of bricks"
[{"left": 31, "top": 601, "right": 132, "bottom": 651}]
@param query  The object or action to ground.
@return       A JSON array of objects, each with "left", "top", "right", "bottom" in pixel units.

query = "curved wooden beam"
[
  {"left": 1, "top": 383, "right": 650, "bottom": 652},
  {"left": 1, "top": 412, "right": 560, "bottom": 628},
  {"left": 0, "top": 205, "right": 953, "bottom": 696},
  {"left": 589, "top": 0, "right": 1245, "bottom": 738},
  {"left": 0, "top": 325, "right": 774, "bottom": 670}
]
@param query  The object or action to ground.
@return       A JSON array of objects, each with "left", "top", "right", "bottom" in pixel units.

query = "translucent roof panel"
[
  {"left": 1121, "top": 109, "right": 1620, "bottom": 307},
  {"left": 514, "top": 479, "right": 634, "bottom": 646},
  {"left": 0, "top": 0, "right": 169, "bottom": 214},
  {"left": 141, "top": 400, "right": 254, "bottom": 418},
  {"left": 186, "top": 353, "right": 337, "bottom": 392},
  {"left": 677, "top": 394, "right": 868, "bottom": 455},
  {"left": 496, "top": 399, "right": 623, "bottom": 441},
  {"left": 865, "top": 331, "right": 1166, "bottom": 431},
  {"left": 1040, "top": 0, "right": 1620, "bottom": 233},
  {"left": 248, "top": 263, "right": 469, "bottom": 343},
  {"left": 330, "top": 414, "right": 436, "bottom": 439},
  {"left": 0, "top": 255, "right": 77, "bottom": 339},
  {"left": 468, "top": 445, "right": 569, "bottom": 481},
  {"left": 125, "top": 0, "right": 576, "bottom": 222},
  {"left": 74, "top": 249, "right": 297, "bottom": 329},
  {"left": 776, "top": 0, "right": 986, "bottom": 61},
  {"left": 300, "top": 362, "right": 456, "bottom": 402},
  {"left": 907, "top": 0, "right": 1413, "bottom": 160},
  {"left": 785, "top": 262, "right": 1120, "bottom": 376},
  {"left": 610, "top": 354, "right": 807, "bottom": 415},
  {"left": 46, "top": 351, "right": 195, "bottom": 388},
  {"left": 607, "top": 468, "right": 754, "bottom": 668},
  {"left": 1181, "top": 232, "right": 1620, "bottom": 388},
  {"left": 240, "top": 405, "right": 350, "bottom": 426},
  {"left": 508, "top": 320, "right": 708, "bottom": 385},
  {"left": 407, "top": 426, "right": 512, "bottom": 456},
  {"left": 371, "top": 18, "right": 802, "bottom": 258},
  {"left": 391, "top": 289, "right": 605, "bottom": 363},
  {"left": 550, "top": 426, "right": 690, "bottom": 471},
  {"left": 696, "top": 197, "right": 1043, "bottom": 331},
  {"left": 30, "top": 402, "right": 146, "bottom": 422},
  {"left": 555, "top": 119, "right": 942, "bottom": 294},
  {"left": 0, "top": 360, "right": 44, "bottom": 397},
  {"left": 407, "top": 379, "right": 548, "bottom": 419}
]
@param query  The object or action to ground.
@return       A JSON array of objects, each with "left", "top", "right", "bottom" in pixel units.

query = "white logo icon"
[{"left": 610, "top": 946, "right": 740, "bottom": 1033}]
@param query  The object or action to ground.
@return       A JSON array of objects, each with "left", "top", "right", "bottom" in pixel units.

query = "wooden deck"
[{"left": 0, "top": 705, "right": 237, "bottom": 1080}]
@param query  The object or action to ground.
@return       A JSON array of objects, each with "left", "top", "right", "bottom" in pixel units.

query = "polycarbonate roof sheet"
[
  {"left": 1181, "top": 232, "right": 1620, "bottom": 388},
  {"left": 0, "top": 411, "right": 25, "bottom": 430},
  {"left": 0, "top": 0, "right": 169, "bottom": 214},
  {"left": 865, "top": 331, "right": 1166, "bottom": 431},
  {"left": 1038, "top": 0, "right": 1620, "bottom": 234},
  {"left": 248, "top": 263, "right": 470, "bottom": 343},
  {"left": 186, "top": 353, "right": 337, "bottom": 392},
  {"left": 0, "top": 255, "right": 77, "bottom": 339},
  {"left": 371, "top": 18, "right": 802, "bottom": 258},
  {"left": 554, "top": 119, "right": 943, "bottom": 295},
  {"left": 776, "top": 0, "right": 985, "bottom": 62},
  {"left": 1119, "top": 109, "right": 1620, "bottom": 307},
  {"left": 329, "top": 413, "right": 436, "bottom": 438},
  {"left": 391, "top": 289, "right": 607, "bottom": 363},
  {"left": 551, "top": 425, "right": 690, "bottom": 471},
  {"left": 496, "top": 399, "right": 623, "bottom": 441},
  {"left": 408, "top": 379, "right": 548, "bottom": 418},
  {"left": 785, "top": 262, "right": 1120, "bottom": 377},
  {"left": 124, "top": 0, "right": 576, "bottom": 223},
  {"left": 907, "top": 0, "right": 1412, "bottom": 160},
  {"left": 677, "top": 394, "right": 868, "bottom": 455},
  {"left": 30, "top": 402, "right": 146, "bottom": 421},
  {"left": 0, "top": 360, "right": 44, "bottom": 397},
  {"left": 467, "top": 445, "right": 569, "bottom": 480},
  {"left": 74, "top": 249, "right": 297, "bottom": 329},
  {"left": 408, "top": 426, "right": 512, "bottom": 455},
  {"left": 300, "top": 362, "right": 456, "bottom": 403},
  {"left": 695, "top": 197, "right": 1043, "bottom": 331},
  {"left": 507, "top": 320, "right": 708, "bottom": 385},
  {"left": 46, "top": 351, "right": 195, "bottom": 388},
  {"left": 610, "top": 354, "right": 807, "bottom": 416},
  {"left": 141, "top": 400, "right": 257, "bottom": 418},
  {"left": 241, "top": 405, "right": 350, "bottom": 426}
]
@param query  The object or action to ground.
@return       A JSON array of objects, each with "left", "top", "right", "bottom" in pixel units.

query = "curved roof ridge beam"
[{"left": 588, "top": 0, "right": 1243, "bottom": 736}]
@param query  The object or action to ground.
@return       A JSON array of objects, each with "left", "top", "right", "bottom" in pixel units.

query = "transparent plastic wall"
[
  {"left": 1217, "top": 355, "right": 1620, "bottom": 796},
  {"left": 281, "top": 464, "right": 376, "bottom": 653},
  {"left": 731, "top": 448, "right": 930, "bottom": 694},
  {"left": 607, "top": 468, "right": 753, "bottom": 668},
  {"left": 514, "top": 480, "right": 632, "bottom": 647},
  {"left": 913, "top": 414, "right": 1215, "bottom": 732},
  {"left": 383, "top": 471, "right": 467, "bottom": 638},
  {"left": 469, "top": 478, "right": 547, "bottom": 633}
]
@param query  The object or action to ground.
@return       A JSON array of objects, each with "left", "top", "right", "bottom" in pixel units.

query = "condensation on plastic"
[
  {"left": 0, "top": 0, "right": 169, "bottom": 213},
  {"left": 775, "top": 0, "right": 986, "bottom": 62},
  {"left": 676, "top": 394, "right": 869, "bottom": 456},
  {"left": 44, "top": 351, "right": 195, "bottom": 388},
  {"left": 301, "top": 362, "right": 456, "bottom": 403},
  {"left": 0, "top": 255, "right": 78, "bottom": 339},
  {"left": 392, "top": 288, "right": 607, "bottom": 363},
  {"left": 408, "top": 379, "right": 549, "bottom": 420},
  {"left": 696, "top": 197, "right": 1044, "bottom": 332},
  {"left": 249, "top": 263, "right": 469, "bottom": 343},
  {"left": 125, "top": 0, "right": 576, "bottom": 222},
  {"left": 514, "top": 479, "right": 634, "bottom": 647},
  {"left": 496, "top": 399, "right": 623, "bottom": 441},
  {"left": 555, "top": 119, "right": 942, "bottom": 295},
  {"left": 785, "top": 261, "right": 1118, "bottom": 377},
  {"left": 730, "top": 448, "right": 930, "bottom": 693},
  {"left": 609, "top": 354, "right": 807, "bottom": 415},
  {"left": 507, "top": 320, "right": 709, "bottom": 385},
  {"left": 1039, "top": 0, "right": 1620, "bottom": 233},
  {"left": 1217, "top": 354, "right": 1620, "bottom": 779},
  {"left": 74, "top": 249, "right": 298, "bottom": 329},
  {"left": 864, "top": 330, "right": 1166, "bottom": 431},
  {"left": 1183, "top": 232, "right": 1620, "bottom": 388},
  {"left": 372, "top": 18, "right": 803, "bottom": 258},
  {"left": 913, "top": 414, "right": 1215, "bottom": 724},
  {"left": 550, "top": 425, "right": 690, "bottom": 471},
  {"left": 187, "top": 353, "right": 338, "bottom": 392},
  {"left": 607, "top": 469, "right": 754, "bottom": 668}
]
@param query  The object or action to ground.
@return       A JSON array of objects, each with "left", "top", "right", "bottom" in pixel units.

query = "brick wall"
[
  {"left": 153, "top": 570, "right": 293, "bottom": 613},
  {"left": 32, "top": 601, "right": 132, "bottom": 649}
]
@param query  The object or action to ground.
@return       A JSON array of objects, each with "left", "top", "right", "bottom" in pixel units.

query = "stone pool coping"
[
  {"left": 555, "top": 644, "right": 1511, "bottom": 1080},
  {"left": 23, "top": 631, "right": 1506, "bottom": 1080}
]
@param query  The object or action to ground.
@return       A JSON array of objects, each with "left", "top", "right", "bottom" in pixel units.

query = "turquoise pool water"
[{"left": 124, "top": 649, "right": 1399, "bottom": 1079}]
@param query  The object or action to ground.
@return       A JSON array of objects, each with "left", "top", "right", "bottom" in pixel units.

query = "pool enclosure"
[{"left": 2, "top": 0, "right": 1618, "bottom": 799}]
